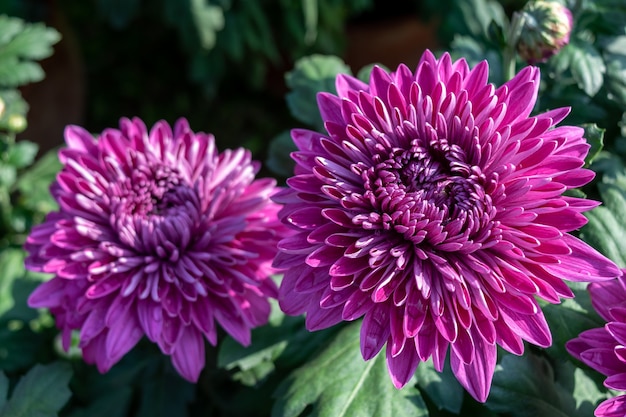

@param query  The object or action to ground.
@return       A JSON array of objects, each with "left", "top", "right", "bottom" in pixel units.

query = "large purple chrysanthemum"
[
  {"left": 25, "top": 117, "right": 289, "bottom": 381},
  {"left": 567, "top": 271, "right": 626, "bottom": 417},
  {"left": 273, "top": 50, "right": 620, "bottom": 401}
]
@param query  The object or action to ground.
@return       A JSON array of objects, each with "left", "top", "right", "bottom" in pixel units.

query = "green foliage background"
[{"left": 0, "top": 0, "right": 625, "bottom": 416}]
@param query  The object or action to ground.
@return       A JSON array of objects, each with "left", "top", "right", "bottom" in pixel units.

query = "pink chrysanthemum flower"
[
  {"left": 25, "top": 117, "right": 289, "bottom": 381},
  {"left": 273, "top": 50, "right": 620, "bottom": 402},
  {"left": 567, "top": 271, "right": 626, "bottom": 417}
]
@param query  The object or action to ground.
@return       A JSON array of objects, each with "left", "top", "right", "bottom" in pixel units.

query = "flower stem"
[{"left": 503, "top": 12, "right": 524, "bottom": 81}]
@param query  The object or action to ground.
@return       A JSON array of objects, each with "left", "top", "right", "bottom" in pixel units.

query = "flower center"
[
  {"left": 355, "top": 139, "right": 492, "bottom": 246},
  {"left": 112, "top": 164, "right": 183, "bottom": 217},
  {"left": 108, "top": 162, "right": 201, "bottom": 255}
]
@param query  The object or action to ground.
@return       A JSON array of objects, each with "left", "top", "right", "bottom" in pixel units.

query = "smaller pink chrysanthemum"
[
  {"left": 25, "top": 117, "right": 290, "bottom": 381},
  {"left": 567, "top": 270, "right": 626, "bottom": 417}
]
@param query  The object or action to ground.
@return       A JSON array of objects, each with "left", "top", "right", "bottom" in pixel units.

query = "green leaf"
[
  {"left": 0, "top": 163, "right": 15, "bottom": 187},
  {"left": 136, "top": 374, "right": 194, "bottom": 417},
  {"left": 0, "top": 248, "right": 26, "bottom": 318},
  {"left": 0, "top": 372, "right": 8, "bottom": 410},
  {"left": 553, "top": 360, "right": 608, "bottom": 417},
  {"left": 65, "top": 388, "right": 132, "bottom": 417},
  {"left": 542, "top": 285, "right": 605, "bottom": 360},
  {"left": 0, "top": 16, "right": 24, "bottom": 45},
  {"left": 265, "top": 130, "right": 297, "bottom": 178},
  {"left": 0, "top": 89, "right": 28, "bottom": 129},
  {"left": 285, "top": 54, "right": 351, "bottom": 131},
  {"left": 356, "top": 63, "right": 389, "bottom": 83},
  {"left": 0, "top": 57, "right": 44, "bottom": 88},
  {"left": 0, "top": 16, "right": 60, "bottom": 88},
  {"left": 416, "top": 358, "right": 464, "bottom": 413},
  {"left": 0, "top": 362, "right": 72, "bottom": 417},
  {"left": 581, "top": 123, "right": 604, "bottom": 167},
  {"left": 449, "top": 36, "right": 502, "bottom": 83},
  {"left": 567, "top": 40, "right": 606, "bottom": 97},
  {"left": 272, "top": 322, "right": 427, "bottom": 417},
  {"left": 579, "top": 165, "right": 626, "bottom": 267},
  {"left": 15, "top": 147, "right": 60, "bottom": 215},
  {"left": 602, "top": 35, "right": 626, "bottom": 107},
  {"left": 190, "top": 0, "right": 224, "bottom": 50},
  {"left": 6, "top": 140, "right": 37, "bottom": 169},
  {"left": 0, "top": 17, "right": 60, "bottom": 60},
  {"left": 218, "top": 299, "right": 338, "bottom": 385},
  {"left": 455, "top": 0, "right": 507, "bottom": 39},
  {"left": 486, "top": 353, "right": 575, "bottom": 417}
]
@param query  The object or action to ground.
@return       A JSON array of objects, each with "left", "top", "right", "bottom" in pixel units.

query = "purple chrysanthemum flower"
[
  {"left": 567, "top": 271, "right": 626, "bottom": 417},
  {"left": 25, "top": 117, "right": 290, "bottom": 381},
  {"left": 273, "top": 50, "right": 620, "bottom": 402}
]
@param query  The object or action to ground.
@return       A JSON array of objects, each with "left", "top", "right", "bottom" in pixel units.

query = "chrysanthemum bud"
[{"left": 516, "top": 0, "right": 573, "bottom": 64}]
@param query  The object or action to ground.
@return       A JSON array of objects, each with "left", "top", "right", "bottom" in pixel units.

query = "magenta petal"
[
  {"left": 171, "top": 327, "right": 205, "bottom": 382},
  {"left": 450, "top": 332, "right": 496, "bottom": 402},
  {"left": 104, "top": 314, "right": 143, "bottom": 366},
  {"left": 605, "top": 373, "right": 626, "bottom": 392},
  {"left": 305, "top": 305, "right": 343, "bottom": 331},
  {"left": 214, "top": 300, "right": 251, "bottom": 346},
  {"left": 386, "top": 342, "right": 419, "bottom": 388},
  {"left": 28, "top": 278, "right": 66, "bottom": 308},
  {"left": 360, "top": 306, "right": 391, "bottom": 360},
  {"left": 589, "top": 279, "right": 626, "bottom": 322},
  {"left": 544, "top": 235, "right": 621, "bottom": 282},
  {"left": 595, "top": 396, "right": 626, "bottom": 417}
]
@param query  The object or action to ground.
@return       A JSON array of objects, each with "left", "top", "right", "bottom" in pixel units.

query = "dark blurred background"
[{"left": 2, "top": 0, "right": 523, "bottom": 163}]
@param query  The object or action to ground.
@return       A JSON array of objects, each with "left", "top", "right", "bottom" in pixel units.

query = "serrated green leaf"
[
  {"left": 0, "top": 16, "right": 24, "bottom": 45},
  {"left": 0, "top": 16, "right": 60, "bottom": 88},
  {"left": 486, "top": 353, "right": 574, "bottom": 417},
  {"left": 567, "top": 40, "right": 606, "bottom": 97},
  {"left": 0, "top": 22, "right": 60, "bottom": 61},
  {"left": 285, "top": 54, "right": 351, "bottom": 131},
  {"left": 581, "top": 123, "right": 604, "bottom": 167},
  {"left": 0, "top": 372, "right": 8, "bottom": 410},
  {"left": 0, "top": 58, "right": 44, "bottom": 88},
  {"left": 416, "top": 358, "right": 464, "bottom": 413},
  {"left": 272, "top": 322, "right": 427, "bottom": 417},
  {"left": 1, "top": 362, "right": 72, "bottom": 417}
]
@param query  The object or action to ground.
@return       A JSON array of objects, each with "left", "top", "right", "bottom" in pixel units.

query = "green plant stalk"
[{"left": 503, "top": 11, "right": 524, "bottom": 82}]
